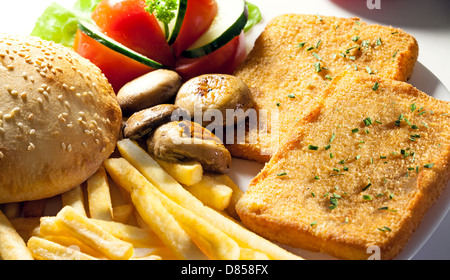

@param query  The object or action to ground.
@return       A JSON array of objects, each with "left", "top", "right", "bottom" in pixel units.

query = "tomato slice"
[
  {"left": 175, "top": 31, "right": 247, "bottom": 81},
  {"left": 92, "top": 0, "right": 175, "bottom": 68},
  {"left": 171, "top": 0, "right": 218, "bottom": 57},
  {"left": 73, "top": 30, "right": 154, "bottom": 92}
]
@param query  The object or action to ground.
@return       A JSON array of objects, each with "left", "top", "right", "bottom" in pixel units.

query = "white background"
[{"left": 0, "top": 0, "right": 449, "bottom": 260}]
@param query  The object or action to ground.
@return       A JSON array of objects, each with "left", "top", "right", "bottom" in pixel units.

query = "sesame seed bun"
[{"left": 0, "top": 35, "right": 122, "bottom": 203}]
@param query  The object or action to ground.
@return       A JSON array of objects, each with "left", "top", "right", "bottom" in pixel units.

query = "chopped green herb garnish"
[
  {"left": 314, "top": 62, "right": 322, "bottom": 73},
  {"left": 330, "top": 153, "right": 334, "bottom": 159},
  {"left": 424, "top": 163, "right": 434, "bottom": 169},
  {"left": 345, "top": 46, "right": 359, "bottom": 54},
  {"left": 361, "top": 40, "right": 370, "bottom": 47},
  {"left": 316, "top": 14, "right": 323, "bottom": 21},
  {"left": 311, "top": 221, "right": 318, "bottom": 226},
  {"left": 316, "top": 40, "right": 322, "bottom": 49},
  {"left": 306, "top": 46, "right": 315, "bottom": 51},
  {"left": 376, "top": 38, "right": 382, "bottom": 46},
  {"left": 297, "top": 42, "right": 307, "bottom": 48},
  {"left": 287, "top": 94, "right": 296, "bottom": 98},
  {"left": 410, "top": 103, "right": 417, "bottom": 112},
  {"left": 311, "top": 192, "right": 316, "bottom": 197},
  {"left": 366, "top": 66, "right": 373, "bottom": 74},
  {"left": 333, "top": 168, "right": 340, "bottom": 172},
  {"left": 325, "top": 75, "right": 333, "bottom": 80},
  {"left": 277, "top": 172, "right": 287, "bottom": 176},
  {"left": 363, "top": 117, "right": 373, "bottom": 126},
  {"left": 393, "top": 50, "right": 398, "bottom": 58},
  {"left": 324, "top": 144, "right": 331, "bottom": 150},
  {"left": 355, "top": 155, "right": 361, "bottom": 160},
  {"left": 312, "top": 52, "right": 322, "bottom": 61},
  {"left": 308, "top": 145, "right": 319, "bottom": 150},
  {"left": 314, "top": 176, "right": 320, "bottom": 180},
  {"left": 352, "top": 35, "right": 360, "bottom": 42},
  {"left": 363, "top": 195, "right": 372, "bottom": 200},
  {"left": 276, "top": 102, "right": 281, "bottom": 107},
  {"left": 378, "top": 226, "right": 392, "bottom": 232},
  {"left": 372, "top": 82, "right": 380, "bottom": 91},
  {"left": 355, "top": 21, "right": 361, "bottom": 26},
  {"left": 362, "top": 182, "right": 372, "bottom": 191},
  {"left": 329, "top": 132, "right": 336, "bottom": 143}
]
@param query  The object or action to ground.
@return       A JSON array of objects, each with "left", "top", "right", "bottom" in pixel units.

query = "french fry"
[
  {"left": 153, "top": 157, "right": 203, "bottom": 186},
  {"left": 131, "top": 187, "right": 207, "bottom": 260},
  {"left": 9, "top": 217, "right": 40, "bottom": 242},
  {"left": 105, "top": 158, "right": 241, "bottom": 260},
  {"left": 27, "top": 236, "right": 98, "bottom": 260},
  {"left": 116, "top": 139, "right": 301, "bottom": 260},
  {"left": 132, "top": 247, "right": 177, "bottom": 260},
  {"left": 54, "top": 206, "right": 134, "bottom": 260},
  {"left": 184, "top": 175, "right": 233, "bottom": 211},
  {"left": 40, "top": 215, "right": 161, "bottom": 249},
  {"left": 42, "top": 235, "right": 106, "bottom": 259},
  {"left": 208, "top": 173, "right": 244, "bottom": 220},
  {"left": 112, "top": 203, "right": 133, "bottom": 224},
  {"left": 61, "top": 185, "right": 87, "bottom": 216},
  {"left": 39, "top": 216, "right": 65, "bottom": 237},
  {"left": 0, "top": 210, "right": 34, "bottom": 260},
  {"left": 87, "top": 166, "right": 114, "bottom": 221},
  {"left": 23, "top": 199, "right": 46, "bottom": 217},
  {"left": 239, "top": 248, "right": 270, "bottom": 260},
  {"left": 91, "top": 218, "right": 164, "bottom": 248}
]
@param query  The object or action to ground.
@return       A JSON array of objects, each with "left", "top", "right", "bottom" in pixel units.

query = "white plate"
[
  {"left": 1, "top": 0, "right": 449, "bottom": 260},
  {"left": 228, "top": 1, "right": 450, "bottom": 260}
]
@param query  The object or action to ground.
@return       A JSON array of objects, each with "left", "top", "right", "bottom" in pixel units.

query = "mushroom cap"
[
  {"left": 147, "top": 121, "right": 231, "bottom": 173},
  {"left": 117, "top": 69, "right": 182, "bottom": 115},
  {"left": 174, "top": 74, "right": 254, "bottom": 127},
  {"left": 122, "top": 104, "right": 190, "bottom": 139}
]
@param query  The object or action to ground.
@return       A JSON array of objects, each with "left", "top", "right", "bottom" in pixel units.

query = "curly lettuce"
[{"left": 30, "top": 0, "right": 101, "bottom": 47}]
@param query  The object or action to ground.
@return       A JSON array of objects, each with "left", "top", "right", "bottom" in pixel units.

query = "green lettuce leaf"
[
  {"left": 244, "top": 1, "right": 262, "bottom": 33},
  {"left": 30, "top": 0, "right": 101, "bottom": 47}
]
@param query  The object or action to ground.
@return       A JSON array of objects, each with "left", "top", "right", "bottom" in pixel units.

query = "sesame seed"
[
  {"left": 28, "top": 142, "right": 35, "bottom": 151},
  {"left": 0, "top": 151, "right": 3, "bottom": 159},
  {"left": 67, "top": 144, "right": 72, "bottom": 152},
  {"left": 62, "top": 143, "right": 66, "bottom": 149},
  {"left": 29, "top": 129, "right": 36, "bottom": 135}
]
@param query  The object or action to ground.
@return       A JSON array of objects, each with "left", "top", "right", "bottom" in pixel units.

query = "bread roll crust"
[{"left": 0, "top": 35, "right": 122, "bottom": 203}]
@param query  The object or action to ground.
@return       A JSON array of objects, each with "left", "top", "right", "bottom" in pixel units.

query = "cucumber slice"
[
  {"left": 78, "top": 20, "right": 168, "bottom": 70},
  {"left": 181, "top": 0, "right": 248, "bottom": 58},
  {"left": 156, "top": 0, "right": 188, "bottom": 45}
]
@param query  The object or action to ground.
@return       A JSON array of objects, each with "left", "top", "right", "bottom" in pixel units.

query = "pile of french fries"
[{"left": 0, "top": 139, "right": 301, "bottom": 260}]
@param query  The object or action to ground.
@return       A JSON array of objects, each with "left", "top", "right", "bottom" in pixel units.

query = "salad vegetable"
[{"left": 31, "top": 0, "right": 262, "bottom": 91}]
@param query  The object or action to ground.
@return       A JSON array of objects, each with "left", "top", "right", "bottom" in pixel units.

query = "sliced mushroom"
[
  {"left": 117, "top": 69, "right": 183, "bottom": 115},
  {"left": 147, "top": 121, "right": 232, "bottom": 174},
  {"left": 174, "top": 74, "right": 254, "bottom": 127},
  {"left": 122, "top": 104, "right": 190, "bottom": 140}
]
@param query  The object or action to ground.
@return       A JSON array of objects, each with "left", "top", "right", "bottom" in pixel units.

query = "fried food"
[
  {"left": 236, "top": 72, "right": 450, "bottom": 260},
  {"left": 228, "top": 14, "right": 419, "bottom": 162}
]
